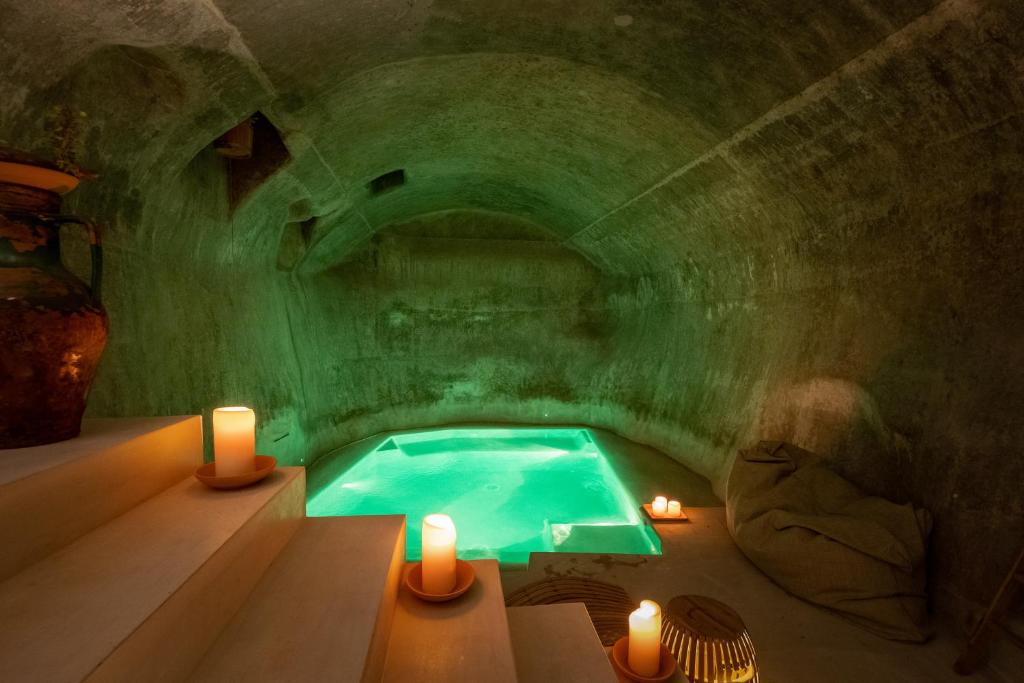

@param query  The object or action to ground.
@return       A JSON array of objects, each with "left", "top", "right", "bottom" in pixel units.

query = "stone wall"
[{"left": 1, "top": 0, "right": 1022, "bottom": 615}]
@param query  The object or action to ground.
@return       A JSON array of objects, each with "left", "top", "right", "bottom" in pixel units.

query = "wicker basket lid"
[
  {"left": 667, "top": 595, "right": 746, "bottom": 641},
  {"left": 663, "top": 595, "right": 758, "bottom": 683}
]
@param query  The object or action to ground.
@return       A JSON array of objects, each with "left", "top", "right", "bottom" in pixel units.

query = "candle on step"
[
  {"left": 667, "top": 500, "right": 682, "bottom": 517},
  {"left": 421, "top": 513, "right": 457, "bottom": 594},
  {"left": 212, "top": 407, "right": 256, "bottom": 477},
  {"left": 628, "top": 599, "right": 662, "bottom": 677},
  {"left": 652, "top": 496, "right": 668, "bottom": 516}
]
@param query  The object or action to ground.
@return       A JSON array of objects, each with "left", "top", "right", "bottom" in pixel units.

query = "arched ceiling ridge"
[{"left": 256, "top": 52, "right": 704, "bottom": 275}]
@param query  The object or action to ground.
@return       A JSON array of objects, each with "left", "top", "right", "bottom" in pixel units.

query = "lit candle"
[
  {"left": 212, "top": 407, "right": 256, "bottom": 476},
  {"left": 421, "top": 513, "right": 457, "bottom": 594},
  {"left": 652, "top": 496, "right": 668, "bottom": 516},
  {"left": 667, "top": 500, "right": 682, "bottom": 518},
  {"left": 628, "top": 599, "right": 662, "bottom": 677}
]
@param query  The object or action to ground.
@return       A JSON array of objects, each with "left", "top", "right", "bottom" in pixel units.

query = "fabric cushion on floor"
[{"left": 726, "top": 440, "right": 932, "bottom": 641}]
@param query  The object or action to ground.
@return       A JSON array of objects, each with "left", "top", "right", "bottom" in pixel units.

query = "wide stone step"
[
  {"left": 0, "top": 416, "right": 202, "bottom": 582},
  {"left": 508, "top": 603, "right": 619, "bottom": 683},
  {"left": 190, "top": 515, "right": 406, "bottom": 683},
  {"left": 382, "top": 559, "right": 518, "bottom": 683},
  {"left": 0, "top": 467, "right": 304, "bottom": 683}
]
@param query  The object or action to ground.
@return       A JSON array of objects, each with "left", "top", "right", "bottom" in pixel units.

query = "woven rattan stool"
[{"left": 662, "top": 595, "right": 758, "bottom": 683}]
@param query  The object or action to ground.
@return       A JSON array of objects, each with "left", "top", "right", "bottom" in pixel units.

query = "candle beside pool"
[
  {"left": 421, "top": 513, "right": 457, "bottom": 594},
  {"left": 628, "top": 599, "right": 662, "bottom": 677},
  {"left": 212, "top": 407, "right": 256, "bottom": 476},
  {"left": 305, "top": 427, "right": 663, "bottom": 564},
  {"left": 652, "top": 496, "right": 668, "bottom": 516},
  {"left": 667, "top": 500, "right": 682, "bottom": 518}
]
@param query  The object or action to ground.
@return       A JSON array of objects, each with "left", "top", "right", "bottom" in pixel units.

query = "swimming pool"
[{"left": 306, "top": 427, "right": 661, "bottom": 564}]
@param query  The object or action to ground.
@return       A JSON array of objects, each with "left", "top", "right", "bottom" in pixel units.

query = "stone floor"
[{"left": 501, "top": 435, "right": 1021, "bottom": 683}]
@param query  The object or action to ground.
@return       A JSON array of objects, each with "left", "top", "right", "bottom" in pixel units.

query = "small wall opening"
[
  {"left": 368, "top": 169, "right": 406, "bottom": 196},
  {"left": 218, "top": 112, "right": 291, "bottom": 210}
]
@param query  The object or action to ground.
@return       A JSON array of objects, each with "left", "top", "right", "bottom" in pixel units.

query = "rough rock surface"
[{"left": 1, "top": 0, "right": 1022, "bottom": 615}]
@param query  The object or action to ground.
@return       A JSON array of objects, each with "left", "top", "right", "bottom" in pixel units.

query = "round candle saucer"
[
  {"left": 609, "top": 637, "right": 678, "bottom": 682},
  {"left": 195, "top": 455, "right": 277, "bottom": 490},
  {"left": 404, "top": 560, "right": 476, "bottom": 602}
]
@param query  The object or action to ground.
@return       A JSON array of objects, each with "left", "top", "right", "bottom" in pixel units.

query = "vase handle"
[{"left": 53, "top": 217, "right": 103, "bottom": 304}]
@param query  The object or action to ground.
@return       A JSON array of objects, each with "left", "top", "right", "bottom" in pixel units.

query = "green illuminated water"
[{"left": 307, "top": 428, "right": 661, "bottom": 564}]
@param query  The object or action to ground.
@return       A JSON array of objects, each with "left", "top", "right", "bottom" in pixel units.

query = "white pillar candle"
[
  {"left": 213, "top": 407, "right": 256, "bottom": 476},
  {"left": 421, "top": 513, "right": 457, "bottom": 594},
  {"left": 667, "top": 500, "right": 682, "bottom": 518},
  {"left": 628, "top": 599, "right": 662, "bottom": 677},
  {"left": 652, "top": 496, "right": 668, "bottom": 516}
]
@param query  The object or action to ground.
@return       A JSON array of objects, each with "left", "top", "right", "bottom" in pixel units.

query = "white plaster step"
[
  {"left": 508, "top": 603, "right": 619, "bottom": 683},
  {"left": 0, "top": 467, "right": 305, "bottom": 683},
  {"left": 190, "top": 515, "right": 407, "bottom": 683},
  {"left": 0, "top": 416, "right": 202, "bottom": 582},
  {"left": 382, "top": 559, "right": 518, "bottom": 683}
]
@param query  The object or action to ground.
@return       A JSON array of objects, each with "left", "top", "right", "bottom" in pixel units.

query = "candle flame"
[
  {"left": 424, "top": 513, "right": 456, "bottom": 536},
  {"left": 216, "top": 406, "right": 252, "bottom": 412},
  {"left": 637, "top": 599, "right": 660, "bottom": 618}
]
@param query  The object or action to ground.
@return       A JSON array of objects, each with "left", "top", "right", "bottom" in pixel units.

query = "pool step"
[
  {"left": 0, "top": 466, "right": 305, "bottom": 683},
  {"left": 0, "top": 416, "right": 202, "bottom": 582},
  {"left": 508, "top": 603, "right": 619, "bottom": 683},
  {"left": 0, "top": 417, "right": 629, "bottom": 682},
  {"left": 551, "top": 522, "right": 660, "bottom": 555},
  {"left": 382, "top": 559, "right": 518, "bottom": 682},
  {"left": 190, "top": 515, "right": 406, "bottom": 682}
]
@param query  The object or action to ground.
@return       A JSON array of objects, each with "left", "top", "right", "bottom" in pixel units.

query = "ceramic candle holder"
[
  {"left": 610, "top": 638, "right": 678, "bottom": 682},
  {"left": 195, "top": 455, "right": 276, "bottom": 490},
  {"left": 404, "top": 560, "right": 476, "bottom": 602}
]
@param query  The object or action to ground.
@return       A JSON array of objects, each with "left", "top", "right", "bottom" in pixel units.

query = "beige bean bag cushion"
[{"left": 726, "top": 441, "right": 932, "bottom": 641}]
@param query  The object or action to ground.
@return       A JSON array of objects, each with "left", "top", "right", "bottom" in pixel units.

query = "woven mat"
[{"left": 504, "top": 576, "right": 635, "bottom": 646}]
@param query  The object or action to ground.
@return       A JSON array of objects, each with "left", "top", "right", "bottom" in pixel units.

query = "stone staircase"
[{"left": 0, "top": 417, "right": 617, "bottom": 682}]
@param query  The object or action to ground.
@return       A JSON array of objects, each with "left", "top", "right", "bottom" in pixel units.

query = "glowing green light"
[{"left": 307, "top": 427, "right": 661, "bottom": 564}]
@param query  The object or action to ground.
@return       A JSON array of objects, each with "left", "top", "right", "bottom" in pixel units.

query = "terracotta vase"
[{"left": 0, "top": 164, "right": 108, "bottom": 448}]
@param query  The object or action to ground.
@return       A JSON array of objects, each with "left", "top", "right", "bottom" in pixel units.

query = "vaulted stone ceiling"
[
  {"left": 0, "top": 0, "right": 943, "bottom": 264},
  {"left": 1, "top": 0, "right": 1022, "bottom": 613}
]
